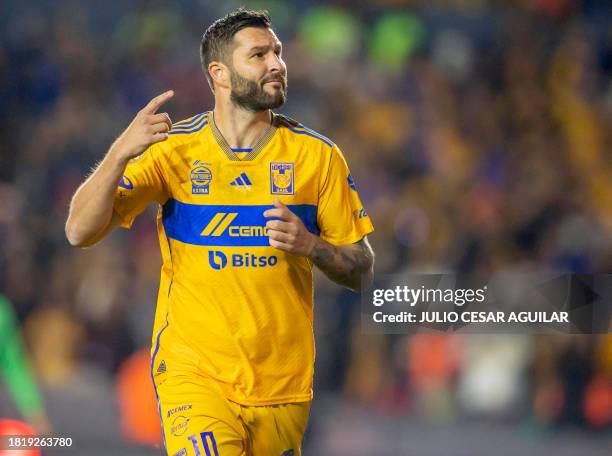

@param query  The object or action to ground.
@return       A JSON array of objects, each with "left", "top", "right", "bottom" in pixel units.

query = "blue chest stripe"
[{"left": 162, "top": 199, "right": 319, "bottom": 247}]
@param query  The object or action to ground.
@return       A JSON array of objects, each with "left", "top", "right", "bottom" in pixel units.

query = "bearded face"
[{"left": 229, "top": 66, "right": 287, "bottom": 112}]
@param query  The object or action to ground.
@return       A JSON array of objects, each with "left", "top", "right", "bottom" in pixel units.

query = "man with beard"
[{"left": 65, "top": 9, "right": 374, "bottom": 456}]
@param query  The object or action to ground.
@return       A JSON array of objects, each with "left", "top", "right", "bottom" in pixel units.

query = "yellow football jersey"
[{"left": 113, "top": 111, "right": 374, "bottom": 406}]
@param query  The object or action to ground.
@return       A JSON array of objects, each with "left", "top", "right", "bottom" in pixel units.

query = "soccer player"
[{"left": 65, "top": 9, "right": 374, "bottom": 456}]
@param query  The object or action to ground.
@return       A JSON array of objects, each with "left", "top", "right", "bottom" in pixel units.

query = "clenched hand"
[{"left": 264, "top": 198, "right": 317, "bottom": 256}]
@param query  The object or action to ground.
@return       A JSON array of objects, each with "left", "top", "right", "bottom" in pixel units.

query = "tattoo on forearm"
[{"left": 310, "top": 238, "right": 374, "bottom": 290}]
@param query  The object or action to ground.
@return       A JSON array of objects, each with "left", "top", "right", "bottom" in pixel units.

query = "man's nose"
[{"left": 267, "top": 54, "right": 284, "bottom": 74}]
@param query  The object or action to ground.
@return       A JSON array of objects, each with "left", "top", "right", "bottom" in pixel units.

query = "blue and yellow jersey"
[{"left": 113, "top": 111, "right": 374, "bottom": 405}]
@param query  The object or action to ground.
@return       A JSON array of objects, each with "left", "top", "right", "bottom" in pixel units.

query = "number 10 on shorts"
[{"left": 187, "top": 432, "right": 219, "bottom": 456}]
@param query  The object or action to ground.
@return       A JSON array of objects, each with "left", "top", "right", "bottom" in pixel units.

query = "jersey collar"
[{"left": 209, "top": 110, "right": 278, "bottom": 162}]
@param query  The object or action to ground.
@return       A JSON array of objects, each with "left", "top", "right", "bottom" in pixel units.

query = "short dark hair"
[{"left": 200, "top": 8, "right": 272, "bottom": 90}]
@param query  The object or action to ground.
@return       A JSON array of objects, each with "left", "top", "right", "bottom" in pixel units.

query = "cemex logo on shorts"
[{"left": 167, "top": 404, "right": 192, "bottom": 418}]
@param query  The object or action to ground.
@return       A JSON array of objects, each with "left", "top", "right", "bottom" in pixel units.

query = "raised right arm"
[{"left": 65, "top": 90, "right": 174, "bottom": 247}]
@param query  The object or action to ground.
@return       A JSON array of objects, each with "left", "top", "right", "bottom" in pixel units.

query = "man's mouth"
[{"left": 263, "top": 78, "right": 285, "bottom": 87}]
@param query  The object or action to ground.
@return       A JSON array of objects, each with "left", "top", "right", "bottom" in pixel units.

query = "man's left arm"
[
  {"left": 309, "top": 236, "right": 374, "bottom": 291},
  {"left": 265, "top": 198, "right": 374, "bottom": 291}
]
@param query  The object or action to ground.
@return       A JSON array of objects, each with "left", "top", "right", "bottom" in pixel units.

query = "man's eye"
[{"left": 254, "top": 52, "right": 264, "bottom": 58}]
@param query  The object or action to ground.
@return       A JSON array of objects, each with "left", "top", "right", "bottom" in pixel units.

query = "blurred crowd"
[{"left": 0, "top": 0, "right": 611, "bottom": 446}]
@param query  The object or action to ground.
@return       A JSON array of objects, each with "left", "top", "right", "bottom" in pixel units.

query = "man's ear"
[{"left": 209, "top": 61, "right": 230, "bottom": 90}]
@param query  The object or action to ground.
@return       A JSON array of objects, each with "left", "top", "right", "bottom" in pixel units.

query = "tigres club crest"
[{"left": 270, "top": 162, "right": 294, "bottom": 195}]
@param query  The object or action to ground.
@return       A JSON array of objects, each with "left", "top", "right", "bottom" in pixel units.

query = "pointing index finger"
[{"left": 144, "top": 90, "right": 174, "bottom": 114}]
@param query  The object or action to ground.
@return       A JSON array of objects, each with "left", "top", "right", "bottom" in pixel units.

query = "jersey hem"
[
  {"left": 155, "top": 370, "right": 314, "bottom": 407},
  {"left": 226, "top": 392, "right": 313, "bottom": 407}
]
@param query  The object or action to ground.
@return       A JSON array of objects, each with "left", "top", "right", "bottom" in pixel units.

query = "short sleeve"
[
  {"left": 113, "top": 144, "right": 169, "bottom": 229},
  {"left": 317, "top": 145, "right": 374, "bottom": 245}
]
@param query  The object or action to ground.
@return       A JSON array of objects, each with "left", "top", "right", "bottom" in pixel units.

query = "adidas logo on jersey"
[
  {"left": 230, "top": 172, "right": 252, "bottom": 190},
  {"left": 157, "top": 360, "right": 166, "bottom": 373}
]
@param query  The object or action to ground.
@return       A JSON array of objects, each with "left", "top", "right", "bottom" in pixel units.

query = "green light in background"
[
  {"left": 298, "top": 6, "right": 361, "bottom": 60},
  {"left": 369, "top": 13, "right": 425, "bottom": 70}
]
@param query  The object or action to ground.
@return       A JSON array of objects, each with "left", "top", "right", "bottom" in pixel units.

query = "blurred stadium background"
[{"left": 1, "top": 0, "right": 611, "bottom": 454}]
